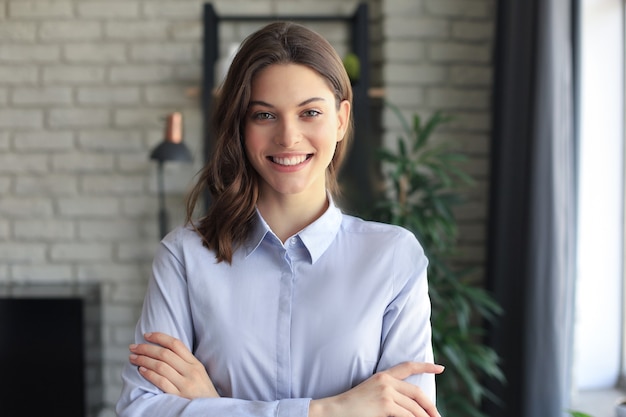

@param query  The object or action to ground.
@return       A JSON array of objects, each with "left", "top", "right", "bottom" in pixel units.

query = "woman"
[{"left": 117, "top": 21, "right": 443, "bottom": 417}]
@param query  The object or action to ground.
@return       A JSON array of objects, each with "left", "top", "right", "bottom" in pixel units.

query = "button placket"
[{"left": 276, "top": 251, "right": 294, "bottom": 399}]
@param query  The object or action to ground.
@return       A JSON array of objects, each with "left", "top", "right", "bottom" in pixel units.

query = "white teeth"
[{"left": 272, "top": 155, "right": 307, "bottom": 166}]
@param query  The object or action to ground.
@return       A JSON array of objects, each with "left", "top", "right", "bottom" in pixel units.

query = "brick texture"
[
  {"left": 382, "top": 0, "right": 495, "bottom": 278},
  {"left": 0, "top": 0, "right": 495, "bottom": 414}
]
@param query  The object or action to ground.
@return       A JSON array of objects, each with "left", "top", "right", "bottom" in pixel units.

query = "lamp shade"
[
  {"left": 150, "top": 141, "right": 192, "bottom": 162},
  {"left": 149, "top": 111, "right": 193, "bottom": 163}
]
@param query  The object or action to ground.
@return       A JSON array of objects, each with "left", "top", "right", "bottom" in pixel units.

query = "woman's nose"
[{"left": 274, "top": 119, "right": 301, "bottom": 148}]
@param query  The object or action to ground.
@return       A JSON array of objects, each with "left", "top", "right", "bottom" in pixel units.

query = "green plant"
[
  {"left": 568, "top": 411, "right": 594, "bottom": 417},
  {"left": 342, "top": 52, "right": 360, "bottom": 83},
  {"left": 371, "top": 102, "right": 505, "bottom": 417}
]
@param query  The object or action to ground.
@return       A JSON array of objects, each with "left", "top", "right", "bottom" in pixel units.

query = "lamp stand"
[{"left": 156, "top": 161, "right": 168, "bottom": 239}]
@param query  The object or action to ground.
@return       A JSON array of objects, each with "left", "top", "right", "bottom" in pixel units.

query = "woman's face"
[{"left": 244, "top": 63, "right": 350, "bottom": 203}]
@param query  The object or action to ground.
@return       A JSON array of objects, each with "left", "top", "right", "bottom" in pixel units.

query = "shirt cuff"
[{"left": 277, "top": 398, "right": 311, "bottom": 417}]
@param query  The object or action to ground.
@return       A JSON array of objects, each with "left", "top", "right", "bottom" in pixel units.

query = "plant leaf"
[
  {"left": 373, "top": 102, "right": 504, "bottom": 417},
  {"left": 567, "top": 411, "right": 595, "bottom": 417}
]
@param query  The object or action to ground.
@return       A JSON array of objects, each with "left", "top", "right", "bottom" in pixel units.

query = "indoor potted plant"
[{"left": 371, "top": 102, "right": 504, "bottom": 417}]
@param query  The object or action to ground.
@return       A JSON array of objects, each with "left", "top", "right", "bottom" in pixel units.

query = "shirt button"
[{"left": 290, "top": 237, "right": 297, "bottom": 245}]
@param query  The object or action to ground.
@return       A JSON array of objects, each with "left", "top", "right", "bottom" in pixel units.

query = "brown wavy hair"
[{"left": 185, "top": 21, "right": 354, "bottom": 263}]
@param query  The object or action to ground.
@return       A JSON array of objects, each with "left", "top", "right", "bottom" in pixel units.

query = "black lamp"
[{"left": 150, "top": 111, "right": 193, "bottom": 238}]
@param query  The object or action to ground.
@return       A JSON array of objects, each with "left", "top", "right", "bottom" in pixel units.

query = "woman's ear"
[{"left": 336, "top": 99, "right": 351, "bottom": 142}]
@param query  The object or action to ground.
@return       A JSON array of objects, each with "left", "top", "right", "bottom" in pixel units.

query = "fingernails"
[
  {"left": 435, "top": 364, "right": 445, "bottom": 373},
  {"left": 144, "top": 332, "right": 152, "bottom": 338},
  {"left": 129, "top": 344, "right": 137, "bottom": 350},
  {"left": 129, "top": 354, "right": 137, "bottom": 361}
]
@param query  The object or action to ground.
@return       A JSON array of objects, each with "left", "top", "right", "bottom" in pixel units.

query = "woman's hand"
[
  {"left": 309, "top": 362, "right": 444, "bottom": 417},
  {"left": 129, "top": 332, "right": 219, "bottom": 399}
]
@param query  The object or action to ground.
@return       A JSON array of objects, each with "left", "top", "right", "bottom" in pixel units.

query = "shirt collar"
[{"left": 243, "top": 196, "right": 343, "bottom": 264}]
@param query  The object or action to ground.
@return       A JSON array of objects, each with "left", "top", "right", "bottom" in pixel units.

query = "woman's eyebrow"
[
  {"left": 248, "top": 100, "right": 273, "bottom": 108},
  {"left": 297, "top": 97, "right": 326, "bottom": 107},
  {"left": 248, "top": 97, "right": 326, "bottom": 108}
]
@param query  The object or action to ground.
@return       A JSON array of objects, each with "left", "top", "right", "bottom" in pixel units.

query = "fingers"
[
  {"left": 136, "top": 362, "right": 181, "bottom": 395},
  {"left": 130, "top": 341, "right": 187, "bottom": 374},
  {"left": 143, "top": 332, "right": 197, "bottom": 364},
  {"left": 383, "top": 361, "right": 445, "bottom": 380},
  {"left": 128, "top": 332, "right": 220, "bottom": 399},
  {"left": 392, "top": 391, "right": 431, "bottom": 417},
  {"left": 130, "top": 345, "right": 181, "bottom": 376},
  {"left": 318, "top": 367, "right": 442, "bottom": 417},
  {"left": 129, "top": 332, "right": 196, "bottom": 377},
  {"left": 381, "top": 362, "right": 444, "bottom": 417},
  {"left": 395, "top": 379, "right": 440, "bottom": 417},
  {"left": 130, "top": 348, "right": 184, "bottom": 394},
  {"left": 129, "top": 333, "right": 192, "bottom": 392},
  {"left": 371, "top": 372, "right": 440, "bottom": 417}
]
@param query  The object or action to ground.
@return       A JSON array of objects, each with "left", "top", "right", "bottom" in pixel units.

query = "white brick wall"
[
  {"left": 382, "top": 0, "right": 495, "bottom": 271},
  {"left": 0, "top": 0, "right": 495, "bottom": 413}
]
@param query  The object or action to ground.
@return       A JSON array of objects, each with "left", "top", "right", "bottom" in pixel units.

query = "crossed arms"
[{"left": 127, "top": 332, "right": 444, "bottom": 417}]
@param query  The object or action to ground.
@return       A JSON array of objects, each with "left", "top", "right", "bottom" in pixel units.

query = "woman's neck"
[{"left": 256, "top": 191, "right": 329, "bottom": 243}]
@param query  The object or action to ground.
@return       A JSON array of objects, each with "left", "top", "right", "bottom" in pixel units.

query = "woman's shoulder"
[
  {"left": 162, "top": 223, "right": 202, "bottom": 244},
  {"left": 341, "top": 213, "right": 411, "bottom": 235},
  {"left": 158, "top": 224, "right": 212, "bottom": 258},
  {"left": 338, "top": 214, "right": 428, "bottom": 276},
  {"left": 339, "top": 213, "right": 423, "bottom": 249}
]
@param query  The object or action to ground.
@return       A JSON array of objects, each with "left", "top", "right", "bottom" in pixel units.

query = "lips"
[{"left": 269, "top": 154, "right": 312, "bottom": 166}]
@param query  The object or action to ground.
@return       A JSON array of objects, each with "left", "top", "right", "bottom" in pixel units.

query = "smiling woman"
[
  {"left": 116, "top": 21, "right": 443, "bottom": 417},
  {"left": 243, "top": 63, "right": 350, "bottom": 238}
]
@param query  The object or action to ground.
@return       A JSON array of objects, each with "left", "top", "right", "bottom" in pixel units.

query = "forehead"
[{"left": 250, "top": 63, "right": 335, "bottom": 102}]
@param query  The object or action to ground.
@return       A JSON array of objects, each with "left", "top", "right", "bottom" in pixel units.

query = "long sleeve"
[
  {"left": 377, "top": 230, "right": 435, "bottom": 401},
  {"left": 117, "top": 392, "right": 309, "bottom": 417},
  {"left": 116, "top": 238, "right": 311, "bottom": 417}
]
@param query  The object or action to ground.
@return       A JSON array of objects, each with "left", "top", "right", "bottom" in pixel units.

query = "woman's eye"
[
  {"left": 302, "top": 110, "right": 321, "bottom": 118},
  {"left": 252, "top": 112, "right": 274, "bottom": 121}
]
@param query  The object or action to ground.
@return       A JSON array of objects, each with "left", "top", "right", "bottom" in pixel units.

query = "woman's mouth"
[{"left": 269, "top": 154, "right": 312, "bottom": 166}]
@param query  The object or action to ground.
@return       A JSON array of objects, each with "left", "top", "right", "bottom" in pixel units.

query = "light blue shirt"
[{"left": 117, "top": 200, "right": 434, "bottom": 417}]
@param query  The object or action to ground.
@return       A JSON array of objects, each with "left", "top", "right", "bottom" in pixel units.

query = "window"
[{"left": 571, "top": 0, "right": 625, "bottom": 413}]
